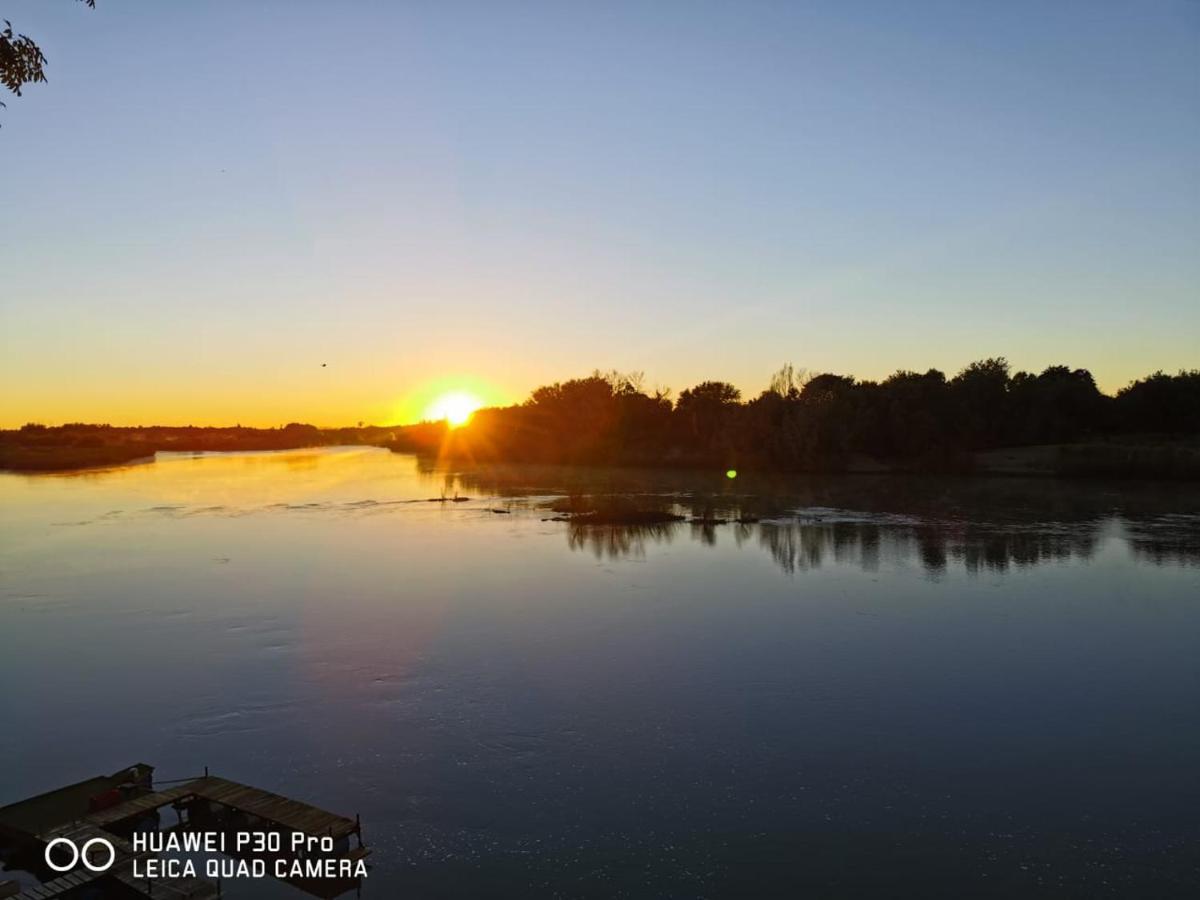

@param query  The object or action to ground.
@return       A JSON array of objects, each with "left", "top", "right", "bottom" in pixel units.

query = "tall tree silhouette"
[{"left": 675, "top": 381, "right": 741, "bottom": 454}]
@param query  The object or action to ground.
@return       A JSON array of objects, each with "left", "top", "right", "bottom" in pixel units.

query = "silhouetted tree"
[
  {"left": 951, "top": 357, "right": 1010, "bottom": 449},
  {"left": 675, "top": 381, "right": 741, "bottom": 457},
  {"left": 799, "top": 373, "right": 855, "bottom": 404},
  {"left": 1007, "top": 366, "right": 1106, "bottom": 444},
  {"left": 1116, "top": 370, "right": 1200, "bottom": 436},
  {"left": 875, "top": 369, "right": 955, "bottom": 461},
  {"left": 768, "top": 363, "right": 804, "bottom": 400},
  {"left": 1, "top": 0, "right": 93, "bottom": 117},
  {"left": 677, "top": 381, "right": 741, "bottom": 407}
]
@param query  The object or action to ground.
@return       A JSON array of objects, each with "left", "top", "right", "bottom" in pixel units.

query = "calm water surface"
[{"left": 2, "top": 447, "right": 1198, "bottom": 897}]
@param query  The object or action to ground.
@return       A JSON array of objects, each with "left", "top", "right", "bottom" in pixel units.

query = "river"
[{"left": 2, "top": 447, "right": 1197, "bottom": 897}]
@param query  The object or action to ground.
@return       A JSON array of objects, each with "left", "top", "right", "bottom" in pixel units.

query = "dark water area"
[{"left": 2, "top": 447, "right": 1198, "bottom": 897}]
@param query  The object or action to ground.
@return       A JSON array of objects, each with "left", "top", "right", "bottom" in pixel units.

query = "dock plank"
[
  {"left": 80, "top": 782, "right": 198, "bottom": 829},
  {"left": 80, "top": 775, "right": 358, "bottom": 841},
  {"left": 191, "top": 777, "right": 357, "bottom": 840}
]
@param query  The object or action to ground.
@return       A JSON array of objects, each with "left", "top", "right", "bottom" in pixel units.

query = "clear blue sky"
[{"left": 2, "top": 0, "right": 1197, "bottom": 425}]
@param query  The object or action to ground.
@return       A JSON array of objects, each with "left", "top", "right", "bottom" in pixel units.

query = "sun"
[{"left": 425, "top": 391, "right": 482, "bottom": 427}]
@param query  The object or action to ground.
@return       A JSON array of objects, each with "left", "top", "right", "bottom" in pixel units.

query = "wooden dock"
[
  {"left": 80, "top": 781, "right": 197, "bottom": 829},
  {"left": 9, "top": 771, "right": 365, "bottom": 900},
  {"left": 192, "top": 776, "right": 359, "bottom": 840},
  {"left": 84, "top": 775, "right": 361, "bottom": 841}
]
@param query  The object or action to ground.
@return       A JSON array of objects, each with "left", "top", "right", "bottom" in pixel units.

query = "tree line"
[
  {"left": 412, "top": 361, "right": 1200, "bottom": 475},
  {"left": 5, "top": 360, "right": 1197, "bottom": 476}
]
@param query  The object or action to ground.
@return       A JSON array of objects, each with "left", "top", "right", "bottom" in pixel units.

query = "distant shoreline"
[
  {"left": 0, "top": 423, "right": 398, "bottom": 473},
  {"left": 3, "top": 432, "right": 1199, "bottom": 481}
]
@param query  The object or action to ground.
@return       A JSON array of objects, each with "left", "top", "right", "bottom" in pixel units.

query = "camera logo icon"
[{"left": 44, "top": 836, "right": 116, "bottom": 874}]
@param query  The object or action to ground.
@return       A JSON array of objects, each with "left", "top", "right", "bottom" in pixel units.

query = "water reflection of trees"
[
  {"left": 756, "top": 520, "right": 1103, "bottom": 575},
  {"left": 1124, "top": 515, "right": 1200, "bottom": 568},
  {"left": 567, "top": 522, "right": 678, "bottom": 559},
  {"left": 562, "top": 516, "right": 1116, "bottom": 574},
  {"left": 587, "top": 515, "right": 1200, "bottom": 573},
  {"left": 417, "top": 459, "right": 1200, "bottom": 572}
]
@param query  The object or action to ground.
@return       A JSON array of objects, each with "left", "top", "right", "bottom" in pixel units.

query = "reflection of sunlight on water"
[
  {"left": 2, "top": 447, "right": 1199, "bottom": 577},
  {"left": 1, "top": 446, "right": 454, "bottom": 522}
]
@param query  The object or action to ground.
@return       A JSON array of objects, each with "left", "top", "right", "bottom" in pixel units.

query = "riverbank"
[
  {"left": 974, "top": 441, "right": 1200, "bottom": 479},
  {"left": 0, "top": 424, "right": 397, "bottom": 473},
  {"left": 0, "top": 443, "right": 154, "bottom": 471},
  {"left": 4, "top": 424, "right": 1198, "bottom": 480},
  {"left": 409, "top": 437, "right": 1200, "bottom": 481}
]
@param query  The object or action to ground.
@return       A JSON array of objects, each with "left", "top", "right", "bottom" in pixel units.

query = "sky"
[{"left": 1, "top": 0, "right": 1197, "bottom": 427}]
